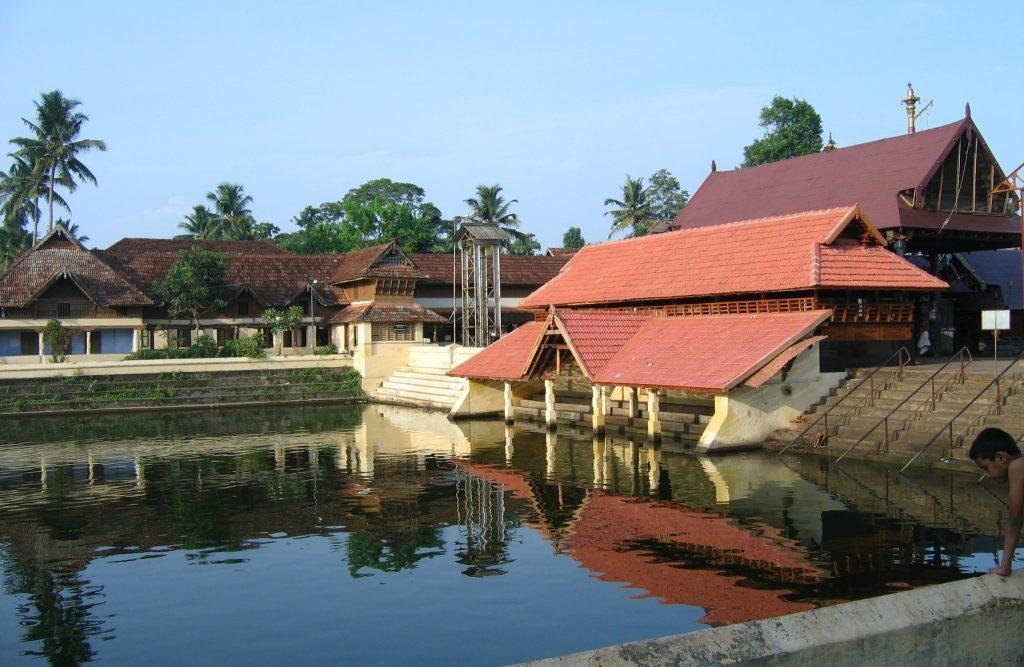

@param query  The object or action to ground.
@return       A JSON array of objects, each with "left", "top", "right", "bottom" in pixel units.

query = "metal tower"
[{"left": 455, "top": 222, "right": 509, "bottom": 347}]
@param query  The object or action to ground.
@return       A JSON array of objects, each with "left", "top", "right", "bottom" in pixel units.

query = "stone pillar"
[
  {"left": 273, "top": 329, "right": 284, "bottom": 355},
  {"left": 37, "top": 330, "right": 45, "bottom": 363},
  {"left": 88, "top": 451, "right": 96, "bottom": 484},
  {"left": 647, "top": 446, "right": 661, "bottom": 493},
  {"left": 504, "top": 382, "right": 514, "bottom": 423},
  {"left": 544, "top": 379, "right": 556, "bottom": 428},
  {"left": 591, "top": 385, "right": 605, "bottom": 433},
  {"left": 592, "top": 435, "right": 603, "bottom": 488},
  {"left": 627, "top": 387, "right": 639, "bottom": 419},
  {"left": 647, "top": 389, "right": 661, "bottom": 439},
  {"left": 134, "top": 453, "right": 145, "bottom": 488},
  {"left": 307, "top": 324, "right": 316, "bottom": 349},
  {"left": 85, "top": 330, "right": 92, "bottom": 355},
  {"left": 132, "top": 328, "right": 141, "bottom": 352}
]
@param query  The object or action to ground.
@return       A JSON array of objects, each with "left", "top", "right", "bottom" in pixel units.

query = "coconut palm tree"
[
  {"left": 177, "top": 205, "right": 222, "bottom": 240},
  {"left": 604, "top": 175, "right": 654, "bottom": 237},
  {"left": 460, "top": 184, "right": 525, "bottom": 241},
  {"left": 10, "top": 90, "right": 106, "bottom": 234},
  {"left": 0, "top": 223, "right": 30, "bottom": 271},
  {"left": 53, "top": 219, "right": 89, "bottom": 245},
  {"left": 0, "top": 153, "right": 67, "bottom": 244},
  {"left": 206, "top": 183, "right": 255, "bottom": 238}
]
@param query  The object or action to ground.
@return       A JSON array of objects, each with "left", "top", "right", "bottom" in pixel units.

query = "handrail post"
[
  {"left": 870, "top": 375, "right": 875, "bottom": 404},
  {"left": 947, "top": 423, "right": 953, "bottom": 460},
  {"left": 824, "top": 413, "right": 829, "bottom": 445},
  {"left": 883, "top": 418, "right": 889, "bottom": 452},
  {"left": 996, "top": 379, "right": 1002, "bottom": 415}
]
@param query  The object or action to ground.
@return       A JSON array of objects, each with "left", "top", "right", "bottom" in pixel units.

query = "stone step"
[
  {"left": 388, "top": 371, "right": 465, "bottom": 390},
  {"left": 378, "top": 379, "right": 462, "bottom": 398},
  {"left": 375, "top": 386, "right": 457, "bottom": 408}
]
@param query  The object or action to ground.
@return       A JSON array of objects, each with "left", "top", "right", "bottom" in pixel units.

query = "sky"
[{"left": 1, "top": 1, "right": 1022, "bottom": 251}]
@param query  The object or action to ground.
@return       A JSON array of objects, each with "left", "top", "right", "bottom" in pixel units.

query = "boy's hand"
[{"left": 989, "top": 565, "right": 1012, "bottom": 576}]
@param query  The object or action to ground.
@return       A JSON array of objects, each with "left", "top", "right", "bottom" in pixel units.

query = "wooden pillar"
[
  {"left": 503, "top": 382, "right": 514, "bottom": 423},
  {"left": 544, "top": 379, "right": 556, "bottom": 428},
  {"left": 627, "top": 387, "right": 639, "bottom": 419},
  {"left": 591, "top": 385, "right": 605, "bottom": 433},
  {"left": 646, "top": 389, "right": 661, "bottom": 439}
]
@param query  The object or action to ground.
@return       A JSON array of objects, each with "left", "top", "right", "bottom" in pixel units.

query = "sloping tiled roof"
[
  {"left": 554, "top": 310, "right": 649, "bottom": 378},
  {"left": 329, "top": 242, "right": 425, "bottom": 284},
  {"left": 546, "top": 247, "right": 578, "bottom": 257},
  {"left": 0, "top": 236, "right": 153, "bottom": 308},
  {"left": 328, "top": 301, "right": 445, "bottom": 324},
  {"left": 447, "top": 320, "right": 547, "bottom": 381},
  {"left": 410, "top": 253, "right": 570, "bottom": 286},
  {"left": 743, "top": 335, "right": 826, "bottom": 388},
  {"left": 592, "top": 310, "right": 833, "bottom": 392},
  {"left": 958, "top": 248, "right": 1024, "bottom": 310},
  {"left": 671, "top": 118, "right": 1018, "bottom": 235},
  {"left": 520, "top": 206, "right": 946, "bottom": 308},
  {"left": 105, "top": 238, "right": 287, "bottom": 255}
]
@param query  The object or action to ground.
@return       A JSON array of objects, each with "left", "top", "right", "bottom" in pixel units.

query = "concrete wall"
[
  {"left": 352, "top": 340, "right": 430, "bottom": 394},
  {"left": 699, "top": 345, "right": 846, "bottom": 452},
  {"left": 531, "top": 571, "right": 1024, "bottom": 666}
]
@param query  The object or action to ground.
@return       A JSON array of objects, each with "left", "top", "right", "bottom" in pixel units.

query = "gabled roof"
[
  {"left": 670, "top": 118, "right": 1017, "bottom": 235},
  {"left": 410, "top": 253, "right": 569, "bottom": 286},
  {"left": 447, "top": 320, "right": 547, "bottom": 381},
  {"left": 553, "top": 310, "right": 648, "bottom": 378},
  {"left": 0, "top": 229, "right": 154, "bottom": 308},
  {"left": 329, "top": 242, "right": 425, "bottom": 284},
  {"left": 593, "top": 310, "right": 833, "bottom": 392},
  {"left": 327, "top": 301, "right": 445, "bottom": 324},
  {"left": 105, "top": 238, "right": 287, "bottom": 255},
  {"left": 520, "top": 206, "right": 946, "bottom": 309},
  {"left": 957, "top": 248, "right": 1023, "bottom": 310}
]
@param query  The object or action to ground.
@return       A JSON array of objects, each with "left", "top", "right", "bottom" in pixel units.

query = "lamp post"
[{"left": 309, "top": 279, "right": 318, "bottom": 348}]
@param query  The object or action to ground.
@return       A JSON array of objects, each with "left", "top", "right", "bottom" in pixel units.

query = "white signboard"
[{"left": 981, "top": 310, "right": 1011, "bottom": 331}]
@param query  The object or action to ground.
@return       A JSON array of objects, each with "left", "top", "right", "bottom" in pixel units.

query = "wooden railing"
[
  {"left": 828, "top": 303, "right": 914, "bottom": 324},
  {"left": 663, "top": 297, "right": 815, "bottom": 317}
]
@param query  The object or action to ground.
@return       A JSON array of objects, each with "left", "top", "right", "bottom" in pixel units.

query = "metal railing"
[
  {"left": 779, "top": 346, "right": 910, "bottom": 454},
  {"left": 834, "top": 347, "right": 973, "bottom": 463},
  {"left": 900, "top": 350, "right": 1024, "bottom": 473}
]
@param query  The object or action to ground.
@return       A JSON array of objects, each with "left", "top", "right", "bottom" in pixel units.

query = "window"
[
  {"left": 238, "top": 300, "right": 249, "bottom": 316},
  {"left": 57, "top": 302, "right": 71, "bottom": 318}
]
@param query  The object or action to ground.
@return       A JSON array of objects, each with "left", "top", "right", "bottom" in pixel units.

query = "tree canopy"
[
  {"left": 647, "top": 169, "right": 689, "bottom": 222},
  {"left": 157, "top": 247, "right": 227, "bottom": 332},
  {"left": 741, "top": 96, "right": 823, "bottom": 167},
  {"left": 562, "top": 226, "right": 585, "bottom": 250},
  {"left": 605, "top": 175, "right": 654, "bottom": 237}
]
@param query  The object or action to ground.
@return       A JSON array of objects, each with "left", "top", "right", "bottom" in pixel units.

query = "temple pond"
[{"left": 0, "top": 404, "right": 1016, "bottom": 665}]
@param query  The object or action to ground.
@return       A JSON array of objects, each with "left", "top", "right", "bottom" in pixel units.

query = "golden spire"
[{"left": 901, "top": 82, "right": 921, "bottom": 134}]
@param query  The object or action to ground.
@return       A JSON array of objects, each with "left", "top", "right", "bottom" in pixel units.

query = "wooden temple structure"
[{"left": 449, "top": 205, "right": 947, "bottom": 451}]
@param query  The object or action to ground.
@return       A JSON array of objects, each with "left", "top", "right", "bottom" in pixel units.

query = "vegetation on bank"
[
  {"left": 123, "top": 333, "right": 267, "bottom": 360},
  {"left": 0, "top": 367, "right": 366, "bottom": 414}
]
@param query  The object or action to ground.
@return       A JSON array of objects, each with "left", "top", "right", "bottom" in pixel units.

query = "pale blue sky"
[{"left": 1, "top": 1, "right": 1021, "bottom": 250}]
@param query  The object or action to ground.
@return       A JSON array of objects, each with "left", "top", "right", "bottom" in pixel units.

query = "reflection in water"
[{"left": 0, "top": 406, "right": 1013, "bottom": 665}]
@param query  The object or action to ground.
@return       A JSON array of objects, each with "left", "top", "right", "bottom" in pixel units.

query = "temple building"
[{"left": 449, "top": 205, "right": 947, "bottom": 450}]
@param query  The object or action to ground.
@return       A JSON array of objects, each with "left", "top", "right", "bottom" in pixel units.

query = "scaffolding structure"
[{"left": 456, "top": 222, "right": 509, "bottom": 347}]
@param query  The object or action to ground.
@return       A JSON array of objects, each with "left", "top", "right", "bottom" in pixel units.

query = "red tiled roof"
[
  {"left": 671, "top": 118, "right": 1018, "bottom": 235},
  {"left": 105, "top": 238, "right": 288, "bottom": 255},
  {"left": 0, "top": 233, "right": 153, "bottom": 308},
  {"left": 447, "top": 321, "right": 547, "bottom": 381},
  {"left": 554, "top": 310, "right": 649, "bottom": 378},
  {"left": 520, "top": 206, "right": 946, "bottom": 309},
  {"left": 410, "top": 253, "right": 570, "bottom": 286},
  {"left": 546, "top": 247, "right": 578, "bottom": 257},
  {"left": 744, "top": 335, "right": 826, "bottom": 388},
  {"left": 330, "top": 243, "right": 425, "bottom": 284},
  {"left": 593, "top": 310, "right": 833, "bottom": 392},
  {"left": 328, "top": 301, "right": 444, "bottom": 324}
]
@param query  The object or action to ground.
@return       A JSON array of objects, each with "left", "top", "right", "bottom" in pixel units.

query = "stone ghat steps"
[
  {"left": 0, "top": 367, "right": 364, "bottom": 415},
  {"left": 776, "top": 367, "right": 1024, "bottom": 463},
  {"left": 372, "top": 348, "right": 470, "bottom": 411}
]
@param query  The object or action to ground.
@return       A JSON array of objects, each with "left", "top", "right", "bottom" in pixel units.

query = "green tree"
[
  {"left": 53, "top": 219, "right": 88, "bottom": 244},
  {"left": 292, "top": 201, "right": 345, "bottom": 229},
  {"left": 10, "top": 90, "right": 106, "bottom": 235},
  {"left": 741, "top": 96, "right": 823, "bottom": 167},
  {"left": 0, "top": 223, "right": 30, "bottom": 270},
  {"left": 562, "top": 226, "right": 585, "bottom": 250},
  {"left": 261, "top": 305, "right": 304, "bottom": 354},
  {"left": 177, "top": 205, "right": 222, "bottom": 240},
  {"left": 506, "top": 231, "right": 541, "bottom": 255},
  {"left": 157, "top": 247, "right": 228, "bottom": 333},
  {"left": 0, "top": 152, "right": 65, "bottom": 244},
  {"left": 605, "top": 175, "right": 654, "bottom": 237},
  {"left": 460, "top": 184, "right": 525, "bottom": 244},
  {"left": 205, "top": 183, "right": 256, "bottom": 240},
  {"left": 647, "top": 169, "right": 689, "bottom": 222},
  {"left": 42, "top": 319, "right": 70, "bottom": 363}
]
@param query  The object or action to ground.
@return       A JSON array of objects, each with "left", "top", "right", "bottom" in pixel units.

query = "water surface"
[{"left": 0, "top": 405, "right": 1014, "bottom": 665}]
